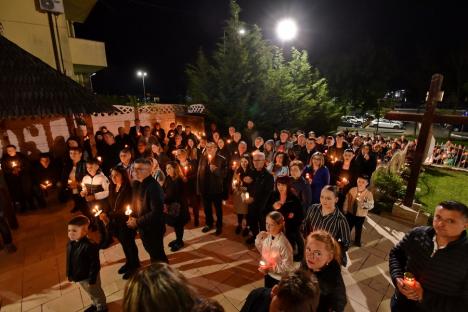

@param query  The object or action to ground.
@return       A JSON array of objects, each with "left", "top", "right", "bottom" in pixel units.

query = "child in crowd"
[
  {"left": 255, "top": 211, "right": 294, "bottom": 288},
  {"left": 66, "top": 215, "right": 107, "bottom": 312},
  {"left": 80, "top": 159, "right": 111, "bottom": 248}
]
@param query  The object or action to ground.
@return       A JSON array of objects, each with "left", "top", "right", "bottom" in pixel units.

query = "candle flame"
[
  {"left": 125, "top": 205, "right": 132, "bottom": 216},
  {"left": 259, "top": 260, "right": 266, "bottom": 266},
  {"left": 97, "top": 156, "right": 102, "bottom": 162},
  {"left": 245, "top": 192, "right": 250, "bottom": 199}
]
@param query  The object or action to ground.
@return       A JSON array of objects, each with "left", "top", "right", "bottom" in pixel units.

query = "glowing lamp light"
[
  {"left": 238, "top": 28, "right": 246, "bottom": 35},
  {"left": 276, "top": 18, "right": 298, "bottom": 42}
]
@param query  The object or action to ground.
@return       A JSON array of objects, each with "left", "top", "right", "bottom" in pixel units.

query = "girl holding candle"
[
  {"left": 164, "top": 161, "right": 189, "bottom": 252},
  {"left": 232, "top": 157, "right": 250, "bottom": 235},
  {"left": 176, "top": 149, "right": 200, "bottom": 226},
  {"left": 301, "top": 230, "right": 347, "bottom": 312},
  {"left": 255, "top": 211, "right": 294, "bottom": 288},
  {"left": 104, "top": 166, "right": 140, "bottom": 279},
  {"left": 266, "top": 152, "right": 289, "bottom": 180},
  {"left": 332, "top": 149, "right": 358, "bottom": 211},
  {"left": 343, "top": 174, "right": 374, "bottom": 247}
]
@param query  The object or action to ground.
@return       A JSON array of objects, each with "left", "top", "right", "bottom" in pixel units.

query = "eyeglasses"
[{"left": 305, "top": 249, "right": 323, "bottom": 258}]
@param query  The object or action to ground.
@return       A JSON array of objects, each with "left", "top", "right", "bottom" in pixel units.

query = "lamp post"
[
  {"left": 276, "top": 18, "right": 298, "bottom": 42},
  {"left": 89, "top": 72, "right": 96, "bottom": 93},
  {"left": 136, "top": 70, "right": 147, "bottom": 103}
]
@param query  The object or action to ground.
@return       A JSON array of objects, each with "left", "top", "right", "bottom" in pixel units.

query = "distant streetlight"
[
  {"left": 276, "top": 18, "right": 298, "bottom": 42},
  {"left": 238, "top": 28, "right": 246, "bottom": 35},
  {"left": 136, "top": 70, "right": 147, "bottom": 103},
  {"left": 89, "top": 72, "right": 96, "bottom": 93}
]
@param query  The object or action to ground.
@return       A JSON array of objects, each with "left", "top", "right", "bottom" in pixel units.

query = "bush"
[{"left": 372, "top": 169, "right": 406, "bottom": 213}]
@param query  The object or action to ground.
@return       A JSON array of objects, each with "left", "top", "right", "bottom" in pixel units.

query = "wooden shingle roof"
[{"left": 0, "top": 35, "right": 115, "bottom": 118}]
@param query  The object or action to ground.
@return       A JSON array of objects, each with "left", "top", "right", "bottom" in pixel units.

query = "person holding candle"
[
  {"left": 148, "top": 157, "right": 166, "bottom": 186},
  {"left": 176, "top": 149, "right": 200, "bottom": 227},
  {"left": 66, "top": 215, "right": 107, "bottom": 312},
  {"left": 127, "top": 158, "right": 168, "bottom": 263},
  {"left": 302, "top": 152, "right": 330, "bottom": 205},
  {"left": 301, "top": 230, "right": 347, "bottom": 312},
  {"left": 244, "top": 151, "right": 274, "bottom": 245},
  {"left": 197, "top": 142, "right": 227, "bottom": 235},
  {"left": 389, "top": 200, "right": 468, "bottom": 312},
  {"left": 354, "top": 143, "right": 377, "bottom": 178},
  {"left": 1, "top": 144, "right": 35, "bottom": 213},
  {"left": 232, "top": 157, "right": 251, "bottom": 235},
  {"left": 81, "top": 159, "right": 111, "bottom": 249},
  {"left": 32, "top": 153, "right": 60, "bottom": 208},
  {"left": 289, "top": 160, "right": 312, "bottom": 213},
  {"left": 331, "top": 148, "right": 358, "bottom": 211},
  {"left": 255, "top": 211, "right": 294, "bottom": 288},
  {"left": 62, "top": 147, "right": 88, "bottom": 214},
  {"left": 265, "top": 176, "right": 305, "bottom": 262},
  {"left": 103, "top": 166, "right": 140, "bottom": 279},
  {"left": 302, "top": 185, "right": 351, "bottom": 266},
  {"left": 150, "top": 121, "right": 166, "bottom": 147},
  {"left": 343, "top": 174, "right": 374, "bottom": 247},
  {"left": 117, "top": 148, "right": 135, "bottom": 181},
  {"left": 101, "top": 132, "right": 121, "bottom": 176}
]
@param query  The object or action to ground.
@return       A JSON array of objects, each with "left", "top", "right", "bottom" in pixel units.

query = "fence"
[{"left": 430, "top": 142, "right": 468, "bottom": 171}]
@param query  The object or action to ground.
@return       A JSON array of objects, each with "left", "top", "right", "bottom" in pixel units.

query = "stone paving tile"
[{"left": 0, "top": 202, "right": 410, "bottom": 312}]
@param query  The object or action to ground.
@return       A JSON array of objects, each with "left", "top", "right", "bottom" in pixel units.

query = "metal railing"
[{"left": 430, "top": 142, "right": 468, "bottom": 170}]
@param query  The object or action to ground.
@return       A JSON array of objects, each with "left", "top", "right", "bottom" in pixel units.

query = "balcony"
[{"left": 68, "top": 37, "right": 107, "bottom": 73}]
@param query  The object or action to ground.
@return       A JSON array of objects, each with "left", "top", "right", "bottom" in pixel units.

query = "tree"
[{"left": 186, "top": 0, "right": 339, "bottom": 135}]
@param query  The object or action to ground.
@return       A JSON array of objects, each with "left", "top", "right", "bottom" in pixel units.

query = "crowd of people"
[
  {"left": 431, "top": 140, "right": 468, "bottom": 168},
  {"left": 1, "top": 119, "right": 467, "bottom": 312}
]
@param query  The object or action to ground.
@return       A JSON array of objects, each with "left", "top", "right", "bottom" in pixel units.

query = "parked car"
[{"left": 369, "top": 119, "right": 404, "bottom": 129}]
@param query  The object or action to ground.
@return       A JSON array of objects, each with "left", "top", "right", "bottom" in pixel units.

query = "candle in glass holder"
[
  {"left": 404, "top": 272, "right": 415, "bottom": 287},
  {"left": 125, "top": 205, "right": 132, "bottom": 216}
]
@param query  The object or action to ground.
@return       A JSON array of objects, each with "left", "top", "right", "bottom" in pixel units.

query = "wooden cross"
[{"left": 385, "top": 74, "right": 468, "bottom": 207}]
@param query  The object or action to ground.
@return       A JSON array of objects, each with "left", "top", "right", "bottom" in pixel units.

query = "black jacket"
[
  {"left": 246, "top": 168, "right": 274, "bottom": 213},
  {"left": 135, "top": 176, "right": 166, "bottom": 235},
  {"left": 108, "top": 183, "right": 133, "bottom": 228},
  {"left": 389, "top": 226, "right": 468, "bottom": 312},
  {"left": 308, "top": 261, "right": 347, "bottom": 312},
  {"left": 163, "top": 176, "right": 189, "bottom": 224},
  {"left": 265, "top": 192, "right": 304, "bottom": 234},
  {"left": 66, "top": 236, "right": 100, "bottom": 283},
  {"left": 240, "top": 287, "right": 271, "bottom": 312},
  {"left": 196, "top": 153, "right": 227, "bottom": 195}
]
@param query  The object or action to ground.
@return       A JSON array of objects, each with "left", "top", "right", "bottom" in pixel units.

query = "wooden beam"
[
  {"left": 386, "top": 111, "right": 468, "bottom": 124},
  {"left": 403, "top": 74, "right": 443, "bottom": 207}
]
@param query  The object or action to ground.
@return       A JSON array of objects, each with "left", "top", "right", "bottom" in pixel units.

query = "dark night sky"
[{"left": 75, "top": 0, "right": 467, "bottom": 103}]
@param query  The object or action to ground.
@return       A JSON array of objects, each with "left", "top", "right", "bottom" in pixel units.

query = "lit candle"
[
  {"left": 125, "top": 205, "right": 132, "bottom": 216},
  {"left": 208, "top": 154, "right": 212, "bottom": 162},
  {"left": 342, "top": 177, "right": 348, "bottom": 183},
  {"left": 202, "top": 132, "right": 206, "bottom": 137},
  {"left": 183, "top": 165, "right": 188, "bottom": 173},
  {"left": 259, "top": 260, "right": 266, "bottom": 266},
  {"left": 92, "top": 205, "right": 103, "bottom": 217},
  {"left": 124, "top": 144, "right": 129, "bottom": 148},
  {"left": 305, "top": 173, "right": 311, "bottom": 180},
  {"left": 68, "top": 179, "right": 72, "bottom": 185},
  {"left": 245, "top": 192, "right": 250, "bottom": 200},
  {"left": 227, "top": 139, "right": 232, "bottom": 144},
  {"left": 404, "top": 272, "right": 415, "bottom": 287},
  {"left": 156, "top": 131, "right": 159, "bottom": 136},
  {"left": 11, "top": 161, "right": 18, "bottom": 168},
  {"left": 97, "top": 156, "right": 102, "bottom": 162}
]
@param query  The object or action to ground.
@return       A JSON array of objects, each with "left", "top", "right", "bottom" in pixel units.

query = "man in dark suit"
[
  {"left": 127, "top": 158, "right": 167, "bottom": 263},
  {"left": 197, "top": 142, "right": 227, "bottom": 235}
]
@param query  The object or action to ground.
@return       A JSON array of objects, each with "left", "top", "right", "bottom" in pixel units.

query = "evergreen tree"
[{"left": 187, "top": 0, "right": 340, "bottom": 135}]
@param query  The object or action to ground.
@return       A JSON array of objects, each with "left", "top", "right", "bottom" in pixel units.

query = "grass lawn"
[{"left": 417, "top": 167, "right": 468, "bottom": 215}]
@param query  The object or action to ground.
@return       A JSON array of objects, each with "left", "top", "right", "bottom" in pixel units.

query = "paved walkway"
[{"left": 0, "top": 198, "right": 410, "bottom": 312}]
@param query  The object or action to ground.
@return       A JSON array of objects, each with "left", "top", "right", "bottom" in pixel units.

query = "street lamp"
[
  {"left": 276, "top": 18, "right": 298, "bottom": 42},
  {"left": 89, "top": 72, "right": 96, "bottom": 93},
  {"left": 136, "top": 70, "right": 147, "bottom": 103},
  {"left": 238, "top": 28, "right": 246, "bottom": 35}
]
